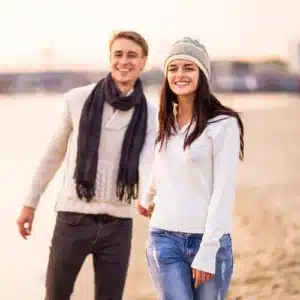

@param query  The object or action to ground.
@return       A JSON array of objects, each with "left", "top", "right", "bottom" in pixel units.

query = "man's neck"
[{"left": 116, "top": 82, "right": 134, "bottom": 95}]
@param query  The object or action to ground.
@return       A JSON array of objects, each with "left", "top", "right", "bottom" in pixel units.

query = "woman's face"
[{"left": 167, "top": 59, "right": 199, "bottom": 97}]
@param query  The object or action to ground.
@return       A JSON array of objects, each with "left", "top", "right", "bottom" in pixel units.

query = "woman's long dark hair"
[{"left": 156, "top": 70, "right": 244, "bottom": 160}]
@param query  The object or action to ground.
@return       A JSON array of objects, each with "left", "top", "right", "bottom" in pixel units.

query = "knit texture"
[
  {"left": 74, "top": 73, "right": 148, "bottom": 203},
  {"left": 141, "top": 116, "right": 240, "bottom": 274},
  {"left": 23, "top": 84, "right": 157, "bottom": 218},
  {"left": 164, "top": 37, "right": 211, "bottom": 80}
]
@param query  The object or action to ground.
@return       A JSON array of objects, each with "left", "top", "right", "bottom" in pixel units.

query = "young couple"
[{"left": 17, "top": 31, "right": 244, "bottom": 300}]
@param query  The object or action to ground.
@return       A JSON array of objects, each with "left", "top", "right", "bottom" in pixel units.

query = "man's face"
[{"left": 109, "top": 38, "right": 147, "bottom": 87}]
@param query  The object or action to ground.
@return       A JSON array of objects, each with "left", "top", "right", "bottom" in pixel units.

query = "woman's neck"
[{"left": 176, "top": 95, "right": 194, "bottom": 129}]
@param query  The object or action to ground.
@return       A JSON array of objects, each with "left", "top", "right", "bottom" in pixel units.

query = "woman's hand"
[
  {"left": 192, "top": 269, "right": 214, "bottom": 288},
  {"left": 137, "top": 203, "right": 149, "bottom": 217},
  {"left": 147, "top": 203, "right": 155, "bottom": 218}
]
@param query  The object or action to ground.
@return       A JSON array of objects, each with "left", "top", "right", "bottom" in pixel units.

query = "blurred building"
[
  {"left": 288, "top": 40, "right": 300, "bottom": 74},
  {"left": 0, "top": 59, "right": 300, "bottom": 95}
]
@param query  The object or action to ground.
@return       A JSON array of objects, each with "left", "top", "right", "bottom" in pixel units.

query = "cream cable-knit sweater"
[{"left": 24, "top": 83, "right": 157, "bottom": 218}]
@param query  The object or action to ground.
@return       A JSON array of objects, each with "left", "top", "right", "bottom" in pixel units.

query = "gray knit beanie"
[{"left": 164, "top": 37, "right": 211, "bottom": 81}]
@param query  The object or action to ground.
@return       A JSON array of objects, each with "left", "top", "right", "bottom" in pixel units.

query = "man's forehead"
[
  {"left": 111, "top": 39, "right": 142, "bottom": 53},
  {"left": 113, "top": 49, "right": 138, "bottom": 53}
]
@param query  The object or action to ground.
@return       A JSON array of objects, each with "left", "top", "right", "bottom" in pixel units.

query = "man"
[{"left": 17, "top": 31, "right": 157, "bottom": 300}]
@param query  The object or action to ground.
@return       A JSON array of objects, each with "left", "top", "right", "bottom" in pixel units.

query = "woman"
[{"left": 138, "top": 37, "right": 244, "bottom": 300}]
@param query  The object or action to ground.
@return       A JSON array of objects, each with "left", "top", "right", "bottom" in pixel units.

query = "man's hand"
[
  {"left": 136, "top": 202, "right": 155, "bottom": 218},
  {"left": 17, "top": 206, "right": 35, "bottom": 239},
  {"left": 137, "top": 203, "right": 149, "bottom": 217},
  {"left": 192, "top": 269, "right": 214, "bottom": 288}
]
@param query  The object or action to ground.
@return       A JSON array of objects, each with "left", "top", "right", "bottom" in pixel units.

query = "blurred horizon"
[{"left": 1, "top": 0, "right": 300, "bottom": 71}]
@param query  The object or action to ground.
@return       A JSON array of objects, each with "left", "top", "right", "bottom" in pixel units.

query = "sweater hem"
[{"left": 54, "top": 198, "right": 135, "bottom": 218}]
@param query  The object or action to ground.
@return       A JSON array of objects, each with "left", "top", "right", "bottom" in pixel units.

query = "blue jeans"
[{"left": 146, "top": 227, "right": 233, "bottom": 300}]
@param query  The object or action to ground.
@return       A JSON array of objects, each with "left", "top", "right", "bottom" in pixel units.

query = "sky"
[{"left": 1, "top": 0, "right": 300, "bottom": 70}]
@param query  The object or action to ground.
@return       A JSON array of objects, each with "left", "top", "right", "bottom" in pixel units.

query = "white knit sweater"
[
  {"left": 140, "top": 116, "right": 240, "bottom": 274},
  {"left": 23, "top": 84, "right": 157, "bottom": 218}
]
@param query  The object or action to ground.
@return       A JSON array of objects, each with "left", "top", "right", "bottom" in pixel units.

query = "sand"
[
  {"left": 1, "top": 93, "right": 299, "bottom": 299},
  {"left": 123, "top": 96, "right": 300, "bottom": 300},
  {"left": 226, "top": 102, "right": 300, "bottom": 300}
]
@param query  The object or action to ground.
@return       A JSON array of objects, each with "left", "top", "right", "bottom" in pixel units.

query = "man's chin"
[{"left": 114, "top": 75, "right": 137, "bottom": 85}]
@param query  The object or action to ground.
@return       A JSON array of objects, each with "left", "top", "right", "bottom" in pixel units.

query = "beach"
[{"left": 0, "top": 92, "right": 299, "bottom": 299}]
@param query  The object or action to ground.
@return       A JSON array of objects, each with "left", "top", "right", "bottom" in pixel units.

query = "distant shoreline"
[{"left": 1, "top": 59, "right": 300, "bottom": 95}]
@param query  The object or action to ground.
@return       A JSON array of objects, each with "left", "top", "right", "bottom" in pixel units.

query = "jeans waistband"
[{"left": 150, "top": 226, "right": 203, "bottom": 237}]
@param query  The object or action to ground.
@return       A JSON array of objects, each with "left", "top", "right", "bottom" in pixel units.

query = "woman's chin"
[{"left": 172, "top": 88, "right": 194, "bottom": 97}]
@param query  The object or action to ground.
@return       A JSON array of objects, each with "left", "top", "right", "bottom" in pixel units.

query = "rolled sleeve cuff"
[{"left": 191, "top": 242, "right": 220, "bottom": 275}]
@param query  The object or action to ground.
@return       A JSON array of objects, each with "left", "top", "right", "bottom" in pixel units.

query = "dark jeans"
[{"left": 45, "top": 211, "right": 133, "bottom": 300}]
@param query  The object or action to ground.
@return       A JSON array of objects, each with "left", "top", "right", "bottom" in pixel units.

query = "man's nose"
[{"left": 119, "top": 55, "right": 129, "bottom": 65}]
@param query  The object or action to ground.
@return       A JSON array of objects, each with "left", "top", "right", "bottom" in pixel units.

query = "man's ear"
[{"left": 140, "top": 56, "right": 147, "bottom": 71}]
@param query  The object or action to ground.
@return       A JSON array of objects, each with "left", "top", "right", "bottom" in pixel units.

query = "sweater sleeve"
[
  {"left": 139, "top": 167, "right": 156, "bottom": 209},
  {"left": 23, "top": 92, "right": 73, "bottom": 209},
  {"left": 191, "top": 117, "right": 240, "bottom": 274},
  {"left": 138, "top": 104, "right": 157, "bottom": 209}
]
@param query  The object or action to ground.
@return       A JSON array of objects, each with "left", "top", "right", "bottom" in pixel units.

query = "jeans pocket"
[
  {"left": 57, "top": 211, "right": 84, "bottom": 226},
  {"left": 111, "top": 218, "right": 133, "bottom": 235},
  {"left": 147, "top": 230, "right": 181, "bottom": 267}
]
